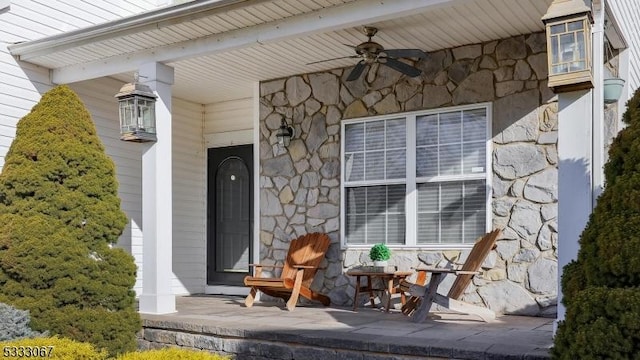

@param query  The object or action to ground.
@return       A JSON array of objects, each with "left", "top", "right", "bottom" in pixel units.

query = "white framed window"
[{"left": 341, "top": 103, "right": 492, "bottom": 249}]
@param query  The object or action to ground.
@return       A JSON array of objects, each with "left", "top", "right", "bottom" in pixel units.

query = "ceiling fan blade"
[
  {"left": 381, "top": 57, "right": 422, "bottom": 77},
  {"left": 383, "top": 48, "right": 427, "bottom": 59},
  {"left": 346, "top": 60, "right": 367, "bottom": 81},
  {"left": 306, "top": 55, "right": 360, "bottom": 65}
]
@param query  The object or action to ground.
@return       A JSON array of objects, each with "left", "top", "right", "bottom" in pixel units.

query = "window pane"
[
  {"left": 388, "top": 184, "right": 406, "bottom": 213},
  {"left": 344, "top": 185, "right": 406, "bottom": 245},
  {"left": 345, "top": 153, "right": 364, "bottom": 182},
  {"left": 387, "top": 214, "right": 406, "bottom": 245},
  {"left": 417, "top": 183, "right": 438, "bottom": 212},
  {"left": 416, "top": 180, "right": 486, "bottom": 244},
  {"left": 366, "top": 121, "right": 385, "bottom": 150},
  {"left": 416, "top": 146, "right": 438, "bottom": 178},
  {"left": 346, "top": 215, "right": 366, "bottom": 244},
  {"left": 464, "top": 211, "right": 486, "bottom": 244},
  {"left": 463, "top": 109, "right": 486, "bottom": 142},
  {"left": 439, "top": 143, "right": 462, "bottom": 175},
  {"left": 441, "top": 211, "right": 463, "bottom": 243},
  {"left": 464, "top": 180, "right": 486, "bottom": 211},
  {"left": 345, "top": 123, "right": 364, "bottom": 152},
  {"left": 366, "top": 214, "right": 385, "bottom": 244},
  {"left": 441, "top": 182, "right": 463, "bottom": 212},
  {"left": 439, "top": 111, "right": 461, "bottom": 144},
  {"left": 365, "top": 151, "right": 385, "bottom": 180},
  {"left": 386, "top": 149, "right": 406, "bottom": 179},
  {"left": 386, "top": 118, "right": 406, "bottom": 149},
  {"left": 416, "top": 114, "right": 438, "bottom": 146},
  {"left": 346, "top": 187, "right": 366, "bottom": 214},
  {"left": 462, "top": 143, "right": 485, "bottom": 174},
  {"left": 367, "top": 186, "right": 386, "bottom": 213},
  {"left": 417, "top": 213, "right": 439, "bottom": 244}
]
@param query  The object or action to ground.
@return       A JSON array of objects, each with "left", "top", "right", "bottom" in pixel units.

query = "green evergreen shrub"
[
  {"left": 552, "top": 287, "right": 640, "bottom": 360},
  {"left": 117, "top": 348, "right": 230, "bottom": 360},
  {"left": 0, "top": 85, "right": 140, "bottom": 356},
  {"left": 553, "top": 87, "right": 640, "bottom": 358},
  {"left": 0, "top": 336, "right": 107, "bottom": 359},
  {"left": 0, "top": 302, "right": 45, "bottom": 341}
]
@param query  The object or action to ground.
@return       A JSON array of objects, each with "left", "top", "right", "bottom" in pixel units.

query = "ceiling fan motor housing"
[{"left": 355, "top": 41, "right": 384, "bottom": 62}]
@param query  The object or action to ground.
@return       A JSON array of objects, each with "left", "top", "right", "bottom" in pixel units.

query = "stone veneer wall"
[{"left": 259, "top": 32, "right": 558, "bottom": 316}]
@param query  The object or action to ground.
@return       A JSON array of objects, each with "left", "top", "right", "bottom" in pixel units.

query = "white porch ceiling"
[{"left": 10, "top": 0, "right": 553, "bottom": 104}]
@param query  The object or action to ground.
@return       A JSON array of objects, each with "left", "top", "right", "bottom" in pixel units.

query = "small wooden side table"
[{"left": 346, "top": 269, "right": 414, "bottom": 312}]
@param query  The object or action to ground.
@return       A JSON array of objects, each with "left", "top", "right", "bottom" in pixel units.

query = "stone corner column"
[{"left": 138, "top": 62, "right": 176, "bottom": 314}]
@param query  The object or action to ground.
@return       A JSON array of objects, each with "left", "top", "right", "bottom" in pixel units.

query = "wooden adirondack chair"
[
  {"left": 244, "top": 232, "right": 331, "bottom": 311},
  {"left": 400, "top": 229, "right": 501, "bottom": 322}
]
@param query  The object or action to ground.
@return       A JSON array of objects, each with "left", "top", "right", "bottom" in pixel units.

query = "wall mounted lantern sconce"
[
  {"left": 276, "top": 119, "right": 294, "bottom": 148},
  {"left": 542, "top": 0, "right": 593, "bottom": 93},
  {"left": 115, "top": 73, "right": 157, "bottom": 142}
]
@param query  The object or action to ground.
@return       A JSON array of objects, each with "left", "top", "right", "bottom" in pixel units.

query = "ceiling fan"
[{"left": 307, "top": 26, "right": 427, "bottom": 81}]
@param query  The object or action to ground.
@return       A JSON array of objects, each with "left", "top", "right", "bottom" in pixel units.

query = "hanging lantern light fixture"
[
  {"left": 542, "top": 0, "right": 594, "bottom": 93},
  {"left": 115, "top": 73, "right": 157, "bottom": 142}
]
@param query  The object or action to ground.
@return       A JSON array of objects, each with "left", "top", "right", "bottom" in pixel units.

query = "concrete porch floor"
[{"left": 139, "top": 295, "right": 553, "bottom": 360}]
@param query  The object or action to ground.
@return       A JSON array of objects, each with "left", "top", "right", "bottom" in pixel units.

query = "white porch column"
[
  {"left": 556, "top": 0, "right": 605, "bottom": 330},
  {"left": 138, "top": 62, "right": 176, "bottom": 314},
  {"left": 556, "top": 90, "right": 593, "bottom": 328}
]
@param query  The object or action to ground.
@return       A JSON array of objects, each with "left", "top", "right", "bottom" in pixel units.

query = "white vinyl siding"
[
  {"left": 608, "top": 0, "right": 640, "bottom": 94},
  {"left": 171, "top": 97, "right": 206, "bottom": 295},
  {"left": 341, "top": 104, "right": 491, "bottom": 248},
  {"left": 204, "top": 98, "right": 253, "bottom": 134}
]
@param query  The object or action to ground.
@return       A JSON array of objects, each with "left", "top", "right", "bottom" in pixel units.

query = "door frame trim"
[
  {"left": 205, "top": 132, "right": 255, "bottom": 291},
  {"left": 202, "top": 84, "right": 261, "bottom": 297}
]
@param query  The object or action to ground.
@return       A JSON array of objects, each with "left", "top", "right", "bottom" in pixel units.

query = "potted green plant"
[{"left": 369, "top": 243, "right": 391, "bottom": 271}]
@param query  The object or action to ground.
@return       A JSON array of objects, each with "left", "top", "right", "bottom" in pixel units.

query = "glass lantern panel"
[
  {"left": 137, "top": 98, "right": 156, "bottom": 134},
  {"left": 570, "top": 61, "right": 586, "bottom": 71},
  {"left": 119, "top": 98, "right": 137, "bottom": 132},
  {"left": 567, "top": 20, "right": 583, "bottom": 31},
  {"left": 549, "top": 18, "right": 589, "bottom": 76},
  {"left": 560, "top": 33, "right": 576, "bottom": 62},
  {"left": 553, "top": 64, "right": 568, "bottom": 74},
  {"left": 551, "top": 35, "right": 560, "bottom": 65},
  {"left": 576, "top": 31, "right": 586, "bottom": 60},
  {"left": 550, "top": 23, "right": 565, "bottom": 35}
]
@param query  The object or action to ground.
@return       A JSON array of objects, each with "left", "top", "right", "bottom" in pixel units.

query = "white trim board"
[{"left": 205, "top": 129, "right": 253, "bottom": 148}]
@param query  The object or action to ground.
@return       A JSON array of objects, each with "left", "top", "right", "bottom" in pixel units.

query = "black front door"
[{"left": 207, "top": 144, "right": 253, "bottom": 285}]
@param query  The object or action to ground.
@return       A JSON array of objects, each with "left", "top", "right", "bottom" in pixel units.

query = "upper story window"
[{"left": 341, "top": 104, "right": 492, "bottom": 248}]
